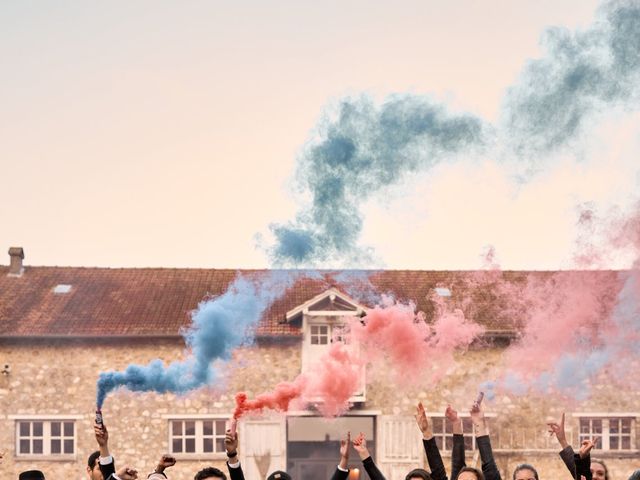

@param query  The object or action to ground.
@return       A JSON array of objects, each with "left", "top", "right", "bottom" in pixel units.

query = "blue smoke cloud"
[
  {"left": 269, "top": 94, "right": 487, "bottom": 266},
  {"left": 96, "top": 271, "right": 312, "bottom": 406},
  {"left": 331, "top": 270, "right": 384, "bottom": 306},
  {"left": 502, "top": 0, "right": 640, "bottom": 155},
  {"left": 269, "top": 0, "right": 640, "bottom": 266}
]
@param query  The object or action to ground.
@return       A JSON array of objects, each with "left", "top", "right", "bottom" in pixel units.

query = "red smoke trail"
[
  {"left": 234, "top": 343, "right": 362, "bottom": 419},
  {"left": 234, "top": 379, "right": 306, "bottom": 419}
]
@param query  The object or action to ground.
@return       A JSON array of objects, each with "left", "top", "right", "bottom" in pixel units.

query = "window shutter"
[{"left": 239, "top": 417, "right": 286, "bottom": 478}]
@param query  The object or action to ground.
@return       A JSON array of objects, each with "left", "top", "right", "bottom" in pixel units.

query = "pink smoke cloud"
[
  {"left": 348, "top": 298, "right": 484, "bottom": 383},
  {"left": 479, "top": 203, "right": 640, "bottom": 398},
  {"left": 235, "top": 298, "right": 485, "bottom": 418}
]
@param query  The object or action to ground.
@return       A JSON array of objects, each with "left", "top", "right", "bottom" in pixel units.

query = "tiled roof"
[{"left": 0, "top": 266, "right": 619, "bottom": 338}]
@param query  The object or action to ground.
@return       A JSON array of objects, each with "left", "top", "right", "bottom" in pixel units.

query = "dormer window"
[{"left": 286, "top": 287, "right": 368, "bottom": 402}]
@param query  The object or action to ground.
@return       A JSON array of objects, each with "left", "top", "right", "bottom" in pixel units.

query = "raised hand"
[
  {"left": 339, "top": 431, "right": 351, "bottom": 469},
  {"left": 225, "top": 428, "right": 239, "bottom": 455},
  {"left": 156, "top": 454, "right": 176, "bottom": 471},
  {"left": 470, "top": 400, "right": 487, "bottom": 436},
  {"left": 415, "top": 402, "right": 433, "bottom": 439},
  {"left": 445, "top": 405, "right": 463, "bottom": 435},
  {"left": 116, "top": 466, "right": 138, "bottom": 480},
  {"left": 93, "top": 421, "right": 110, "bottom": 457},
  {"left": 579, "top": 438, "right": 598, "bottom": 459},
  {"left": 352, "top": 432, "right": 370, "bottom": 460},
  {"left": 547, "top": 412, "right": 569, "bottom": 449}
]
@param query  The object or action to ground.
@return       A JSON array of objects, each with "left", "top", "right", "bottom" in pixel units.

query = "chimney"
[{"left": 8, "top": 247, "right": 24, "bottom": 276}]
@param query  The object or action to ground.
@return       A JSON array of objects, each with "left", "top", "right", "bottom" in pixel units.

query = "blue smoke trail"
[
  {"left": 268, "top": 94, "right": 487, "bottom": 266},
  {"left": 502, "top": 0, "right": 640, "bottom": 156},
  {"left": 269, "top": 0, "right": 640, "bottom": 266},
  {"left": 96, "top": 271, "right": 313, "bottom": 407}
]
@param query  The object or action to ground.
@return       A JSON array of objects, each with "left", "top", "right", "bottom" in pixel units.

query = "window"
[
  {"left": 431, "top": 416, "right": 476, "bottom": 451},
  {"left": 15, "top": 419, "right": 75, "bottom": 457},
  {"left": 309, "top": 324, "right": 349, "bottom": 345},
  {"left": 170, "top": 419, "right": 227, "bottom": 455},
  {"left": 578, "top": 416, "right": 635, "bottom": 451},
  {"left": 310, "top": 325, "right": 329, "bottom": 345}
]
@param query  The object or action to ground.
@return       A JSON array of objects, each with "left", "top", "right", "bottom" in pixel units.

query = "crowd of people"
[{"left": 12, "top": 398, "right": 640, "bottom": 480}]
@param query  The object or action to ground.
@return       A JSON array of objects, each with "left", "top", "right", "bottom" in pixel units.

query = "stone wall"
[{"left": 1, "top": 340, "right": 639, "bottom": 480}]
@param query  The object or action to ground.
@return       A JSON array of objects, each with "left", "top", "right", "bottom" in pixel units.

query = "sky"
[{"left": 3, "top": 0, "right": 638, "bottom": 270}]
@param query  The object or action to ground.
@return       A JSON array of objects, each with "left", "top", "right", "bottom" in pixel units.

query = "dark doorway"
[{"left": 287, "top": 415, "right": 375, "bottom": 480}]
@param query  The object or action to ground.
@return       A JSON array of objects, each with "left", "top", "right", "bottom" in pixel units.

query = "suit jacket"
[
  {"left": 99, "top": 456, "right": 116, "bottom": 480},
  {"left": 330, "top": 466, "right": 350, "bottom": 480},
  {"left": 227, "top": 461, "right": 246, "bottom": 480}
]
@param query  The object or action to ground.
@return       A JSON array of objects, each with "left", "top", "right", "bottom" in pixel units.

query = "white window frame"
[
  {"left": 10, "top": 415, "right": 81, "bottom": 460},
  {"left": 309, "top": 324, "right": 331, "bottom": 345},
  {"left": 163, "top": 415, "right": 232, "bottom": 459},
  {"left": 573, "top": 414, "right": 637, "bottom": 452}
]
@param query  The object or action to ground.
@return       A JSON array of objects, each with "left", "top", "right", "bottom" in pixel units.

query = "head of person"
[
  {"left": 267, "top": 471, "right": 292, "bottom": 480},
  {"left": 628, "top": 470, "right": 640, "bottom": 480},
  {"left": 405, "top": 469, "right": 432, "bottom": 480},
  {"left": 194, "top": 467, "right": 227, "bottom": 480},
  {"left": 512, "top": 464, "right": 538, "bottom": 480},
  {"left": 591, "top": 459, "right": 609, "bottom": 480},
  {"left": 457, "top": 467, "right": 485, "bottom": 480},
  {"left": 19, "top": 471, "right": 46, "bottom": 480},
  {"left": 86, "top": 451, "right": 103, "bottom": 480}
]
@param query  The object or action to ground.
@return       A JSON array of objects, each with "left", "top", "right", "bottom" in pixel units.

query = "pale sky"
[{"left": 4, "top": 0, "right": 637, "bottom": 270}]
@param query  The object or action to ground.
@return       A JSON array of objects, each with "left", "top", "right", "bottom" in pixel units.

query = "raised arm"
[
  {"left": 575, "top": 438, "right": 596, "bottom": 480},
  {"left": 446, "top": 405, "right": 466, "bottom": 480},
  {"left": 470, "top": 400, "right": 501, "bottom": 480},
  {"left": 95, "top": 421, "right": 116, "bottom": 480},
  {"left": 548, "top": 412, "right": 576, "bottom": 478},
  {"left": 416, "top": 402, "right": 448, "bottom": 480},
  {"left": 330, "top": 432, "right": 351, "bottom": 480},
  {"left": 353, "top": 432, "right": 387, "bottom": 480},
  {"left": 225, "top": 424, "right": 246, "bottom": 480}
]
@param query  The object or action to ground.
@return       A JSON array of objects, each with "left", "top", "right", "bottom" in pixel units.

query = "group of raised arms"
[{"left": 13, "top": 399, "right": 640, "bottom": 480}]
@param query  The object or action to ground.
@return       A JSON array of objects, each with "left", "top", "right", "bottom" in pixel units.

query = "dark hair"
[
  {"left": 457, "top": 467, "right": 484, "bottom": 480},
  {"left": 194, "top": 467, "right": 227, "bottom": 480},
  {"left": 512, "top": 464, "right": 539, "bottom": 480},
  {"left": 628, "top": 470, "right": 640, "bottom": 480},
  {"left": 591, "top": 458, "right": 609, "bottom": 480},
  {"left": 267, "top": 471, "right": 292, "bottom": 480},
  {"left": 405, "top": 469, "right": 432, "bottom": 480},
  {"left": 19, "top": 471, "right": 46, "bottom": 480},
  {"left": 87, "top": 451, "right": 101, "bottom": 469}
]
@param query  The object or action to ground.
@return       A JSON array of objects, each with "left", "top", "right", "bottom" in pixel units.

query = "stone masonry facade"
[{"left": 1, "top": 339, "right": 639, "bottom": 479}]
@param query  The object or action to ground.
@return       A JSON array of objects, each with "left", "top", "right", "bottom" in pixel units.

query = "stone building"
[{"left": 0, "top": 248, "right": 638, "bottom": 480}]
